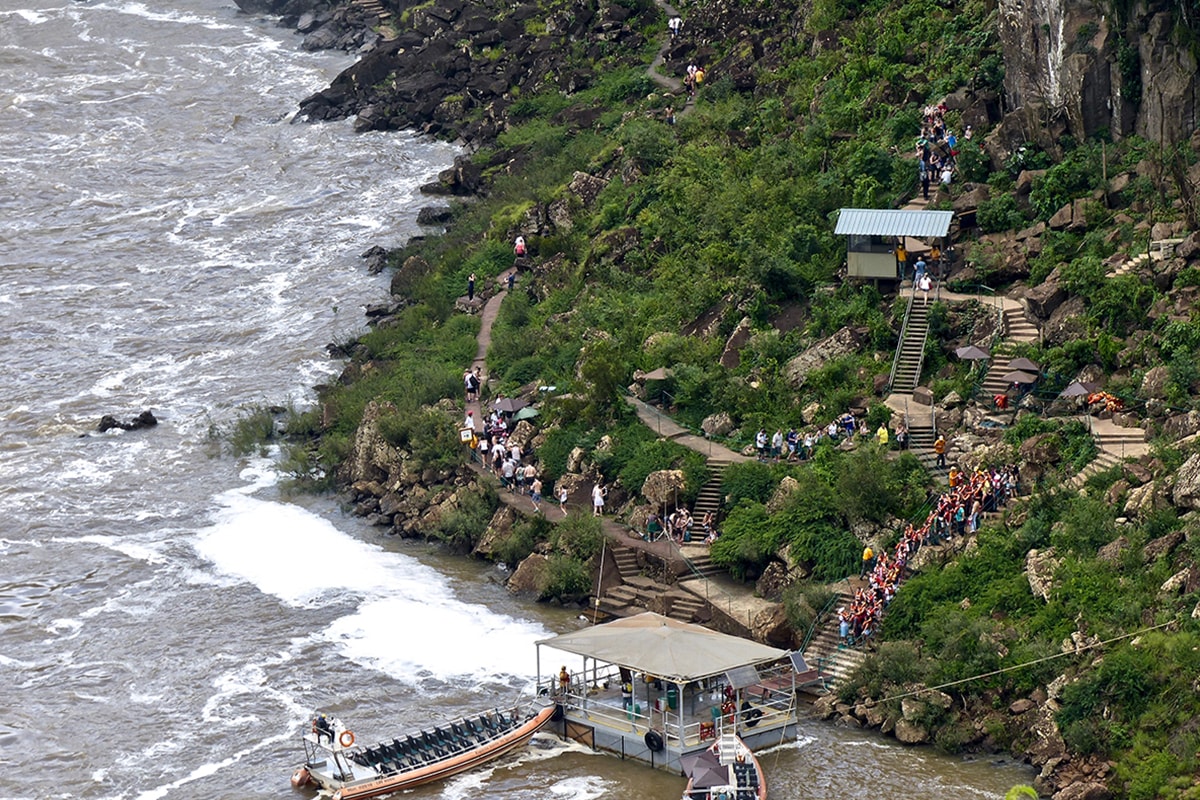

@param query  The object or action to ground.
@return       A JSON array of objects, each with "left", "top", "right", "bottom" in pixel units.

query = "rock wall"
[{"left": 996, "top": 0, "right": 1198, "bottom": 148}]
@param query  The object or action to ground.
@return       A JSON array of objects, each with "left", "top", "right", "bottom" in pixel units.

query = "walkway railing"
[{"left": 887, "top": 289, "right": 917, "bottom": 393}]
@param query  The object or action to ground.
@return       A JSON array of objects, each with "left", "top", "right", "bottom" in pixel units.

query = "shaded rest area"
[
  {"left": 834, "top": 208, "right": 953, "bottom": 281},
  {"left": 535, "top": 613, "right": 802, "bottom": 771}
]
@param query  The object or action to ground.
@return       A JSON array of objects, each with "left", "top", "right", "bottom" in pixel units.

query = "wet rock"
[
  {"left": 893, "top": 719, "right": 929, "bottom": 744},
  {"left": 416, "top": 205, "right": 452, "bottom": 225},
  {"left": 754, "top": 561, "right": 793, "bottom": 603},
  {"left": 97, "top": 410, "right": 158, "bottom": 432}
]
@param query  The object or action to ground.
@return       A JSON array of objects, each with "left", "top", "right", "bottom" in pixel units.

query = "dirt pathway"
[{"left": 646, "top": 0, "right": 695, "bottom": 117}]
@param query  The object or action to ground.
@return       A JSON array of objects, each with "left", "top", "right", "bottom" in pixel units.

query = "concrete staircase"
[
  {"left": 800, "top": 588, "right": 869, "bottom": 690},
  {"left": 665, "top": 591, "right": 706, "bottom": 623},
  {"left": 351, "top": 0, "right": 398, "bottom": 39},
  {"left": 597, "top": 574, "right": 661, "bottom": 617},
  {"left": 907, "top": 420, "right": 947, "bottom": 482},
  {"left": 1108, "top": 238, "right": 1185, "bottom": 278},
  {"left": 690, "top": 459, "right": 730, "bottom": 525},
  {"left": 979, "top": 307, "right": 1041, "bottom": 398},
  {"left": 676, "top": 543, "right": 725, "bottom": 582},
  {"left": 890, "top": 298, "right": 930, "bottom": 394},
  {"left": 1062, "top": 448, "right": 1122, "bottom": 491}
]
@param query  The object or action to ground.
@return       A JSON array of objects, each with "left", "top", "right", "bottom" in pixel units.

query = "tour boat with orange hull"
[
  {"left": 681, "top": 733, "right": 767, "bottom": 800},
  {"left": 290, "top": 701, "right": 556, "bottom": 800}
]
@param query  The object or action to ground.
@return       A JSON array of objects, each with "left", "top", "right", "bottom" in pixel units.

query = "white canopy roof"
[{"left": 537, "top": 612, "right": 789, "bottom": 684}]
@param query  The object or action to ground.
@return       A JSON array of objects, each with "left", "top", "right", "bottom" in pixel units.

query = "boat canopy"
[{"left": 537, "top": 612, "right": 789, "bottom": 684}]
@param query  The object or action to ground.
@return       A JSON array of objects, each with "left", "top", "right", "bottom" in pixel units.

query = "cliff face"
[{"left": 996, "top": 0, "right": 1198, "bottom": 148}]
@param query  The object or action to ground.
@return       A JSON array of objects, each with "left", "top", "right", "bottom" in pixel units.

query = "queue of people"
[{"left": 841, "top": 463, "right": 1021, "bottom": 645}]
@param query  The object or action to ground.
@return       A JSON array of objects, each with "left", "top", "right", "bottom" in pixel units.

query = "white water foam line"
[{"left": 194, "top": 471, "right": 550, "bottom": 685}]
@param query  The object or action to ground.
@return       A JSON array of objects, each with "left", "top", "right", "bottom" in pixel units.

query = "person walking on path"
[
  {"left": 467, "top": 272, "right": 476, "bottom": 301},
  {"left": 917, "top": 272, "right": 933, "bottom": 305},
  {"left": 506, "top": 271, "right": 515, "bottom": 292},
  {"left": 530, "top": 476, "right": 543, "bottom": 513},
  {"left": 934, "top": 435, "right": 946, "bottom": 467},
  {"left": 559, "top": 485, "right": 568, "bottom": 514},
  {"left": 668, "top": 15, "right": 681, "bottom": 39},
  {"left": 592, "top": 483, "right": 606, "bottom": 517}
]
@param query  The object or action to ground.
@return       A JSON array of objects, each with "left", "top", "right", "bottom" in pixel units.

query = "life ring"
[
  {"left": 338, "top": 730, "right": 355, "bottom": 748},
  {"left": 644, "top": 730, "right": 665, "bottom": 752},
  {"left": 744, "top": 708, "right": 763, "bottom": 728}
]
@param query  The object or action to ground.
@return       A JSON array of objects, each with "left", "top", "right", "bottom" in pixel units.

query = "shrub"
[
  {"left": 432, "top": 489, "right": 497, "bottom": 553},
  {"left": 493, "top": 516, "right": 552, "bottom": 567},
  {"left": 722, "top": 461, "right": 780, "bottom": 505},
  {"left": 976, "top": 194, "right": 1027, "bottom": 233},
  {"left": 538, "top": 555, "right": 592, "bottom": 600},
  {"left": 550, "top": 513, "right": 605, "bottom": 561}
]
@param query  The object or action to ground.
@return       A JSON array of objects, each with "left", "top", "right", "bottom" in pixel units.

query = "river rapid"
[{"left": 0, "top": 2, "right": 1033, "bottom": 798}]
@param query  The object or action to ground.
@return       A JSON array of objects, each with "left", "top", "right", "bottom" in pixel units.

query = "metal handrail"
[{"left": 888, "top": 290, "right": 917, "bottom": 393}]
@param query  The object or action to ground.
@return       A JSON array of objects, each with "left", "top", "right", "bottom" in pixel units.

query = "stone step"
[{"left": 624, "top": 575, "right": 662, "bottom": 591}]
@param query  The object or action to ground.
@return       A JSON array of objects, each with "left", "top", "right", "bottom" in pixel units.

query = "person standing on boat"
[
  {"left": 313, "top": 713, "right": 333, "bottom": 745},
  {"left": 558, "top": 665, "right": 571, "bottom": 695}
]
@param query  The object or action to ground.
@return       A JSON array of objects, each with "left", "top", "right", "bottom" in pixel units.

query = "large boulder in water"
[{"left": 98, "top": 410, "right": 158, "bottom": 432}]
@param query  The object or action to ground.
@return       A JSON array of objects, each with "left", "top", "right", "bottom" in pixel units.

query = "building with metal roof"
[{"left": 834, "top": 208, "right": 954, "bottom": 281}]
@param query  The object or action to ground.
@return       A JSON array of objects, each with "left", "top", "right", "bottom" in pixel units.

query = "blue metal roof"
[{"left": 834, "top": 208, "right": 954, "bottom": 238}]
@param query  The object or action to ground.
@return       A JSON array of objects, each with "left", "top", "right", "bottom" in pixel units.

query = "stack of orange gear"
[{"left": 1086, "top": 392, "right": 1124, "bottom": 412}]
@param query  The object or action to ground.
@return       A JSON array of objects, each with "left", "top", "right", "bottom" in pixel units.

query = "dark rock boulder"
[
  {"left": 98, "top": 411, "right": 158, "bottom": 433},
  {"left": 416, "top": 205, "right": 453, "bottom": 225}
]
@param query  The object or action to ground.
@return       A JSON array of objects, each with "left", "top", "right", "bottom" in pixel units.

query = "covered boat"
[
  {"left": 535, "top": 613, "right": 803, "bottom": 773},
  {"left": 681, "top": 733, "right": 767, "bottom": 800},
  {"left": 290, "top": 701, "right": 555, "bottom": 800}
]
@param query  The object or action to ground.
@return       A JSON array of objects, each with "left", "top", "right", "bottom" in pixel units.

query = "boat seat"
[{"left": 737, "top": 791, "right": 755, "bottom": 800}]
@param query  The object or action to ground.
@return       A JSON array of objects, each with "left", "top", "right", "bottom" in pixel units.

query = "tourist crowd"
[{"left": 839, "top": 462, "right": 1020, "bottom": 644}]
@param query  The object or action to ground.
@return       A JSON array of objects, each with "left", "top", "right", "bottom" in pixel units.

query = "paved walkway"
[
  {"left": 459, "top": 274, "right": 771, "bottom": 629},
  {"left": 464, "top": 290, "right": 506, "bottom": 433},
  {"left": 623, "top": 396, "right": 750, "bottom": 462}
]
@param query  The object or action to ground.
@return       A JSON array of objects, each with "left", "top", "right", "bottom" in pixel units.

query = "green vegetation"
[
  {"left": 713, "top": 446, "right": 927, "bottom": 580},
  {"left": 288, "top": 0, "right": 1200, "bottom": 791}
]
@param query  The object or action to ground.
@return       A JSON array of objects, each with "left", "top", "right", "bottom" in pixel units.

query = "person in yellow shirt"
[
  {"left": 860, "top": 545, "right": 875, "bottom": 577},
  {"left": 876, "top": 424, "right": 889, "bottom": 447}
]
